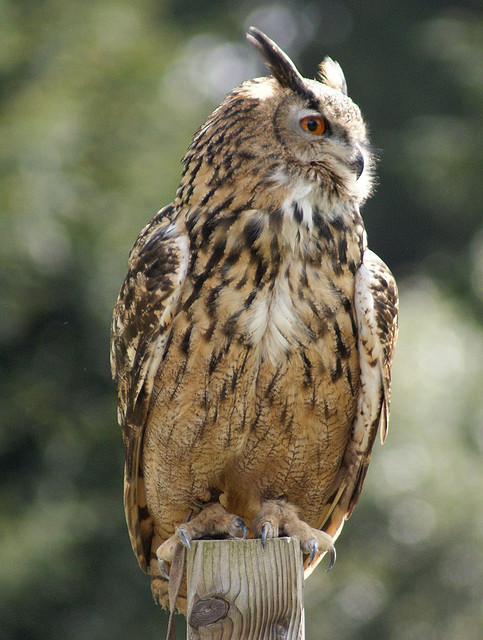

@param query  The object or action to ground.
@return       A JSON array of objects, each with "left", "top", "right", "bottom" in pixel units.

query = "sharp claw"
[
  {"left": 261, "top": 521, "right": 273, "bottom": 548},
  {"left": 307, "top": 539, "right": 317, "bottom": 566},
  {"left": 234, "top": 517, "right": 247, "bottom": 539},
  {"left": 158, "top": 559, "right": 170, "bottom": 580},
  {"left": 325, "top": 543, "right": 336, "bottom": 572},
  {"left": 177, "top": 527, "right": 192, "bottom": 550}
]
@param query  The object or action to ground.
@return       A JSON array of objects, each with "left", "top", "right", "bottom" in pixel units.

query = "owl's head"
[
  {"left": 245, "top": 27, "right": 372, "bottom": 202},
  {"left": 180, "top": 28, "right": 374, "bottom": 209}
]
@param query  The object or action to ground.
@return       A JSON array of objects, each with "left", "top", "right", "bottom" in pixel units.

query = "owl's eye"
[{"left": 300, "top": 116, "right": 327, "bottom": 136}]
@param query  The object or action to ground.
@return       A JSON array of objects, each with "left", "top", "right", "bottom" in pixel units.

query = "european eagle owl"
[{"left": 111, "top": 27, "right": 398, "bottom": 614}]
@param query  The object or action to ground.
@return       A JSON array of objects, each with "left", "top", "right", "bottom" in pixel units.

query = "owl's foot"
[
  {"left": 156, "top": 502, "right": 247, "bottom": 579},
  {"left": 253, "top": 499, "right": 336, "bottom": 571}
]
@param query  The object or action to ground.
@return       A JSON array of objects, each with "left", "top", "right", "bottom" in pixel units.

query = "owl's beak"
[{"left": 353, "top": 144, "right": 365, "bottom": 179}]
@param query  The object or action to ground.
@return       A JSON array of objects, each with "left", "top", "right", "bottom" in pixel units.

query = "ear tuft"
[
  {"left": 318, "top": 57, "right": 348, "bottom": 95},
  {"left": 247, "top": 27, "right": 306, "bottom": 94}
]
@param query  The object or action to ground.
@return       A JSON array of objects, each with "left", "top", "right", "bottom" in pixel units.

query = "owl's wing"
[
  {"left": 321, "top": 248, "right": 398, "bottom": 540},
  {"left": 110, "top": 205, "right": 190, "bottom": 571}
]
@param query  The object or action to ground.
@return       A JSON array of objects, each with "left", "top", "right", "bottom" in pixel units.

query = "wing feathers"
[
  {"left": 321, "top": 248, "right": 398, "bottom": 537},
  {"left": 110, "top": 206, "right": 189, "bottom": 569}
]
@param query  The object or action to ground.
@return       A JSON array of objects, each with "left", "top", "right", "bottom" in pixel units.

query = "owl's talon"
[
  {"left": 254, "top": 500, "right": 337, "bottom": 573},
  {"left": 158, "top": 558, "right": 170, "bottom": 580},
  {"left": 177, "top": 526, "right": 192, "bottom": 550},
  {"left": 307, "top": 539, "right": 317, "bottom": 566},
  {"left": 261, "top": 521, "right": 273, "bottom": 548},
  {"left": 325, "top": 542, "right": 336, "bottom": 572},
  {"left": 303, "top": 537, "right": 335, "bottom": 570},
  {"left": 234, "top": 516, "right": 247, "bottom": 540}
]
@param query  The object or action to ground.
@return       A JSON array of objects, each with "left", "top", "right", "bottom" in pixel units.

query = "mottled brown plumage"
[{"left": 110, "top": 28, "right": 398, "bottom": 612}]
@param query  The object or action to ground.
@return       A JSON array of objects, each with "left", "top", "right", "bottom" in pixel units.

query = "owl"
[{"left": 111, "top": 27, "right": 398, "bottom": 614}]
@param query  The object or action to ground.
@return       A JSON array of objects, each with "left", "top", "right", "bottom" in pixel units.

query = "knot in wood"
[
  {"left": 275, "top": 620, "right": 290, "bottom": 638},
  {"left": 189, "top": 596, "right": 229, "bottom": 628}
]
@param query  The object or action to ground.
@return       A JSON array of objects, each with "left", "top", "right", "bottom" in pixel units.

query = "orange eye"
[{"left": 300, "top": 116, "right": 327, "bottom": 136}]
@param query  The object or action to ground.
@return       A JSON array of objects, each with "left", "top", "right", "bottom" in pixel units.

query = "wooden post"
[{"left": 186, "top": 537, "right": 305, "bottom": 639}]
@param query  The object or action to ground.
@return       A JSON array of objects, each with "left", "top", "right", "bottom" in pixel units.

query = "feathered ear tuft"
[
  {"left": 247, "top": 27, "right": 306, "bottom": 94},
  {"left": 318, "top": 57, "right": 348, "bottom": 95}
]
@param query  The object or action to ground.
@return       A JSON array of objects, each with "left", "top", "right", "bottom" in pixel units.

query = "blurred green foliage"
[{"left": 0, "top": 1, "right": 481, "bottom": 639}]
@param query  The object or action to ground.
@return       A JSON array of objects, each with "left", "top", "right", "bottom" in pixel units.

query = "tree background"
[{"left": 1, "top": 1, "right": 481, "bottom": 638}]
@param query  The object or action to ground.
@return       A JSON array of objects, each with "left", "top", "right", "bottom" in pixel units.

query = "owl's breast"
[
  {"left": 235, "top": 198, "right": 363, "bottom": 365},
  {"left": 148, "top": 199, "right": 363, "bottom": 453},
  {"left": 242, "top": 264, "right": 302, "bottom": 363}
]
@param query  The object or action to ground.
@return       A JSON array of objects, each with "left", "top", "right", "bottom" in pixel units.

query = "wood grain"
[{"left": 186, "top": 537, "right": 304, "bottom": 639}]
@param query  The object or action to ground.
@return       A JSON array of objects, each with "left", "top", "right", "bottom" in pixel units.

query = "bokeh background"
[{"left": 1, "top": 1, "right": 482, "bottom": 639}]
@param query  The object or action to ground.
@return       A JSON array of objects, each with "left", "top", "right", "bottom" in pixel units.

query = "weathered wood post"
[{"left": 186, "top": 537, "right": 305, "bottom": 639}]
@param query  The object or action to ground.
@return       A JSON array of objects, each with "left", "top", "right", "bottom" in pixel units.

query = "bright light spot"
[
  {"left": 246, "top": 2, "right": 353, "bottom": 52},
  {"left": 246, "top": 6, "right": 301, "bottom": 51},
  {"left": 161, "top": 34, "right": 258, "bottom": 110},
  {"left": 379, "top": 444, "right": 431, "bottom": 494},
  {"left": 204, "top": 44, "right": 256, "bottom": 98},
  {"left": 335, "top": 572, "right": 387, "bottom": 621},
  {"left": 16, "top": 215, "right": 71, "bottom": 275},
  {"left": 389, "top": 498, "right": 436, "bottom": 545}
]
